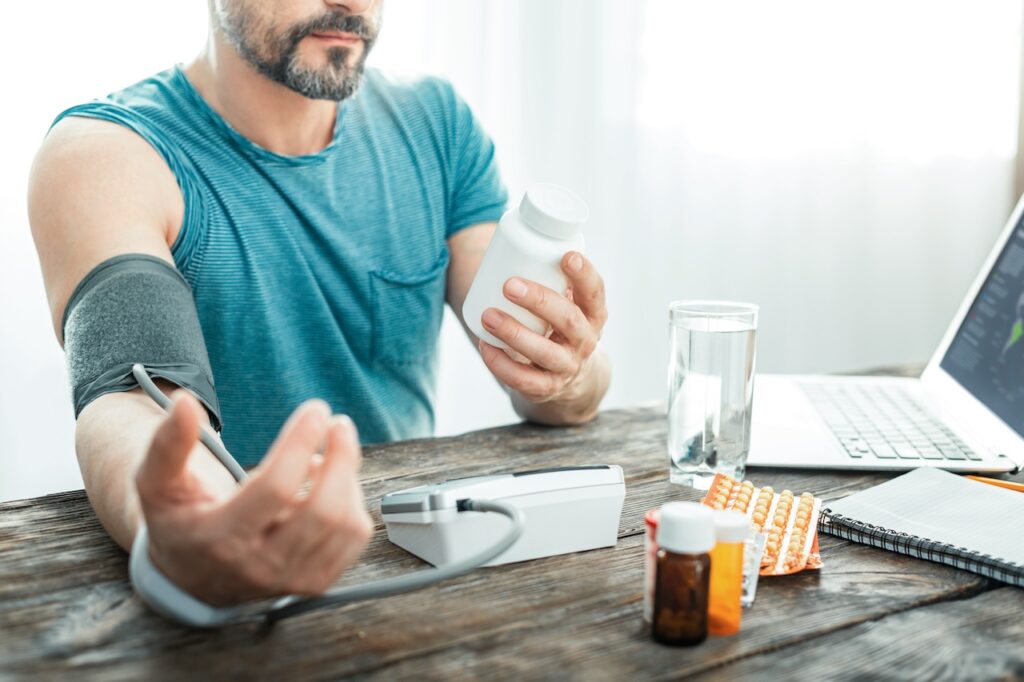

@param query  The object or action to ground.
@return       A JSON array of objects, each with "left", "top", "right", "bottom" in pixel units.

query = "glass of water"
[{"left": 667, "top": 301, "right": 759, "bottom": 490}]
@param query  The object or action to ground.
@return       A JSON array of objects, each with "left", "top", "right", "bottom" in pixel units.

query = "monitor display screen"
[{"left": 941, "top": 215, "right": 1024, "bottom": 438}]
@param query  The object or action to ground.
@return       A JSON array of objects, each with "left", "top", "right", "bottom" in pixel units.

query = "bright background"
[{"left": 2, "top": 0, "right": 1022, "bottom": 502}]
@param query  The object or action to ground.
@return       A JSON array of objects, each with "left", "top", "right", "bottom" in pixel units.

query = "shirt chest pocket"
[{"left": 370, "top": 248, "right": 451, "bottom": 366}]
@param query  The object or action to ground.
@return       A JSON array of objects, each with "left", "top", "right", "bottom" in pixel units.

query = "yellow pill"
[
  {"left": 752, "top": 512, "right": 766, "bottom": 525},
  {"left": 794, "top": 518, "right": 808, "bottom": 530},
  {"left": 773, "top": 513, "right": 787, "bottom": 525},
  {"left": 761, "top": 486, "right": 774, "bottom": 495}
]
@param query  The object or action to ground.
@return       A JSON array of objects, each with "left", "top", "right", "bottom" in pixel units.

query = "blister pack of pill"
[{"left": 700, "top": 473, "right": 824, "bottom": 576}]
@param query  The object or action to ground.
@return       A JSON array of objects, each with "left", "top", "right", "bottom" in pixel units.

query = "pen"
[{"left": 965, "top": 475, "right": 1024, "bottom": 493}]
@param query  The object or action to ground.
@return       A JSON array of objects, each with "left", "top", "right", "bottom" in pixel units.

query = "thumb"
[{"left": 136, "top": 390, "right": 201, "bottom": 498}]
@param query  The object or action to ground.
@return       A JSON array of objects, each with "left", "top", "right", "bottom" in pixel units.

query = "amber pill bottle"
[
  {"left": 709, "top": 510, "right": 750, "bottom": 636},
  {"left": 652, "top": 502, "right": 715, "bottom": 646}
]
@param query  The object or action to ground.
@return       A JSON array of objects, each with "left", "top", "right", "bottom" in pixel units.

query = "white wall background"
[{"left": 1, "top": 0, "right": 1021, "bottom": 502}]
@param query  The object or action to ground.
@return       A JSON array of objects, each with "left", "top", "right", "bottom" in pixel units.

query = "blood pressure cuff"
[{"left": 62, "top": 254, "right": 222, "bottom": 430}]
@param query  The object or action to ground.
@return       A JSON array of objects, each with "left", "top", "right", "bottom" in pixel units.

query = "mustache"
[{"left": 287, "top": 12, "right": 377, "bottom": 45}]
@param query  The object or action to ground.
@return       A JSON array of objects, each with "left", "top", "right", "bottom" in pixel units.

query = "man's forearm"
[
  {"left": 74, "top": 388, "right": 235, "bottom": 551},
  {"left": 512, "top": 349, "right": 611, "bottom": 426}
]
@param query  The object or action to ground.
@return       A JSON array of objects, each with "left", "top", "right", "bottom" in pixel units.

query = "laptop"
[{"left": 747, "top": 194, "right": 1024, "bottom": 474}]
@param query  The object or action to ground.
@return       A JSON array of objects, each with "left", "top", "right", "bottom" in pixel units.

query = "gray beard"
[{"left": 215, "top": 7, "right": 374, "bottom": 101}]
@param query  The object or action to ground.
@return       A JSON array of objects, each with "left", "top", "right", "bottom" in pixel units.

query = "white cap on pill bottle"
[
  {"left": 713, "top": 510, "right": 752, "bottom": 543},
  {"left": 658, "top": 502, "right": 715, "bottom": 554},
  {"left": 518, "top": 183, "right": 589, "bottom": 240}
]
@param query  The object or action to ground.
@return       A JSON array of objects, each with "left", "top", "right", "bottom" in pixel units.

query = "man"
[{"left": 28, "top": 0, "right": 610, "bottom": 607}]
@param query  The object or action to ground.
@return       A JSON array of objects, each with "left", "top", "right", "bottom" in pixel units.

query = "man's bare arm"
[
  {"left": 28, "top": 117, "right": 229, "bottom": 548},
  {"left": 28, "top": 119, "right": 371, "bottom": 604},
  {"left": 446, "top": 223, "right": 611, "bottom": 425}
]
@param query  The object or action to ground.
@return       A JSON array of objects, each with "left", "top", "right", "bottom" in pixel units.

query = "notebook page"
[{"left": 825, "top": 467, "right": 1024, "bottom": 565}]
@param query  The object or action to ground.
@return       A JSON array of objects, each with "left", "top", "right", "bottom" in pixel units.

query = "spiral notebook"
[{"left": 818, "top": 467, "right": 1024, "bottom": 587}]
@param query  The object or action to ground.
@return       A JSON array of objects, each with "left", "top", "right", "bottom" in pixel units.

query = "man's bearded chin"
[{"left": 217, "top": 8, "right": 379, "bottom": 101}]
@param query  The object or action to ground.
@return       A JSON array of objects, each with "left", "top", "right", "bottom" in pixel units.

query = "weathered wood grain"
[
  {"left": 696, "top": 587, "right": 1024, "bottom": 681},
  {"left": 0, "top": 398, "right": 1019, "bottom": 680}
]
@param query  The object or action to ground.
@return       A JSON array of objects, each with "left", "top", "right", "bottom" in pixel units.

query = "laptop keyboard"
[{"left": 798, "top": 382, "right": 982, "bottom": 462}]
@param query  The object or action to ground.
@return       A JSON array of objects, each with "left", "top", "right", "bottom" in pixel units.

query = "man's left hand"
[{"left": 478, "top": 251, "right": 607, "bottom": 405}]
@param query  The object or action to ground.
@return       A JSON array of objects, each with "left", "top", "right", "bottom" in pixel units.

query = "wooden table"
[{"left": 3, "top": 377, "right": 1024, "bottom": 679}]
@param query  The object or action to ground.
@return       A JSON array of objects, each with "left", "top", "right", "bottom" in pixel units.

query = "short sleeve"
[
  {"left": 50, "top": 102, "right": 208, "bottom": 285},
  {"left": 444, "top": 85, "right": 508, "bottom": 237}
]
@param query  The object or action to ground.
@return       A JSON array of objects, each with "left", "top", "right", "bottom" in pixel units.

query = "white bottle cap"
[
  {"left": 518, "top": 183, "right": 589, "bottom": 240},
  {"left": 657, "top": 502, "right": 715, "bottom": 555},
  {"left": 713, "top": 510, "right": 752, "bottom": 543}
]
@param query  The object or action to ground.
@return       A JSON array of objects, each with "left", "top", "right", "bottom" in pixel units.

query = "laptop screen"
[{"left": 940, "top": 214, "right": 1024, "bottom": 438}]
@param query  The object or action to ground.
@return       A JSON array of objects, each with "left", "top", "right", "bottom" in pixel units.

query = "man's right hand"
[{"left": 135, "top": 392, "right": 373, "bottom": 606}]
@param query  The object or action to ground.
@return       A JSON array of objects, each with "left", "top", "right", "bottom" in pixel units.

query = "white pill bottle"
[{"left": 463, "top": 183, "right": 589, "bottom": 350}]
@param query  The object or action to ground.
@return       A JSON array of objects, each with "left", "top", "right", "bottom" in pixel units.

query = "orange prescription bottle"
[{"left": 709, "top": 510, "right": 750, "bottom": 636}]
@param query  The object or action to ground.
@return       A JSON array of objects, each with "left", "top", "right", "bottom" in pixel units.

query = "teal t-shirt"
[{"left": 55, "top": 66, "right": 508, "bottom": 467}]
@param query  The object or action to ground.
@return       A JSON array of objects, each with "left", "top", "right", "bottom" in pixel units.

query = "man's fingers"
[
  {"left": 502, "top": 276, "right": 593, "bottom": 347},
  {"left": 136, "top": 391, "right": 201, "bottom": 498},
  {"left": 222, "top": 399, "right": 331, "bottom": 529},
  {"left": 270, "top": 416, "right": 372, "bottom": 593},
  {"left": 268, "top": 415, "right": 363, "bottom": 554},
  {"left": 561, "top": 251, "right": 608, "bottom": 329},
  {"left": 283, "top": 510, "right": 372, "bottom": 596},
  {"left": 481, "top": 308, "right": 575, "bottom": 373},
  {"left": 479, "top": 340, "right": 558, "bottom": 399}
]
